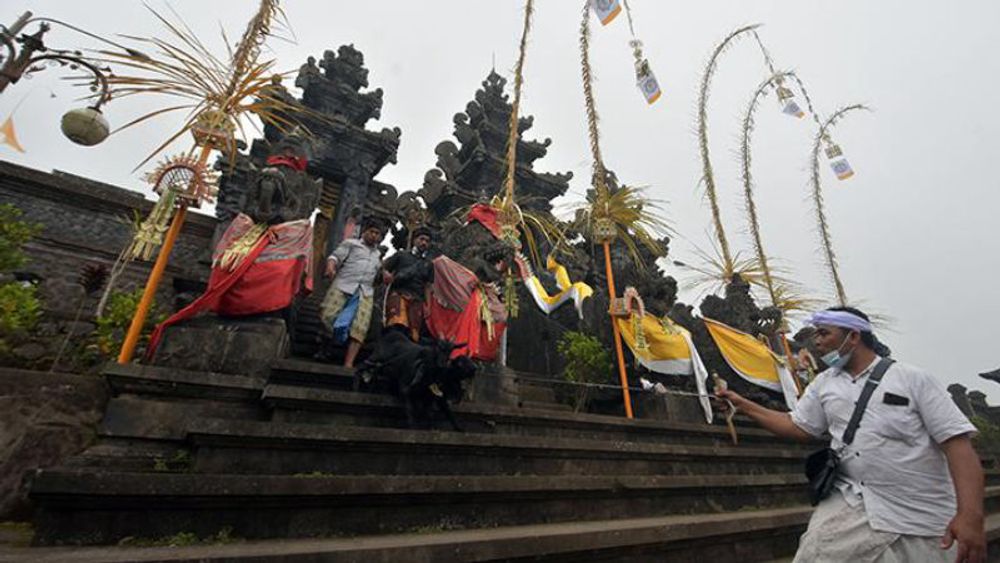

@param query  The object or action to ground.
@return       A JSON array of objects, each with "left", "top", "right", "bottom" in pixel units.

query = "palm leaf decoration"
[
  {"left": 770, "top": 279, "right": 823, "bottom": 319},
  {"left": 492, "top": 0, "right": 564, "bottom": 266},
  {"left": 572, "top": 184, "right": 670, "bottom": 266},
  {"left": 696, "top": 24, "right": 762, "bottom": 279},
  {"left": 92, "top": 0, "right": 319, "bottom": 169},
  {"left": 810, "top": 104, "right": 870, "bottom": 306},
  {"left": 577, "top": 0, "right": 670, "bottom": 419},
  {"left": 577, "top": 1, "right": 668, "bottom": 262},
  {"left": 675, "top": 243, "right": 766, "bottom": 298},
  {"left": 739, "top": 69, "right": 826, "bottom": 317}
]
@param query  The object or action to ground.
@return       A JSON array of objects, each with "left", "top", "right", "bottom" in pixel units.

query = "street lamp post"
[{"left": 0, "top": 10, "right": 141, "bottom": 145}]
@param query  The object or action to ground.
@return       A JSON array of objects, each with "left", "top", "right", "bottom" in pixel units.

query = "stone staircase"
[{"left": 16, "top": 360, "right": 1000, "bottom": 561}]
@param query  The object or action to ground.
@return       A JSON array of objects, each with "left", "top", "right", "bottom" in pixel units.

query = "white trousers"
[{"left": 793, "top": 492, "right": 955, "bottom": 562}]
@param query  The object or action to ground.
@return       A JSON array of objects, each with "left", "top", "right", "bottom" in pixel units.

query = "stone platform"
[{"left": 14, "top": 359, "right": 1000, "bottom": 561}]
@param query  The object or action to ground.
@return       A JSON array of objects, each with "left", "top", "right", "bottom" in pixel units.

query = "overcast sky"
[{"left": 3, "top": 1, "right": 999, "bottom": 401}]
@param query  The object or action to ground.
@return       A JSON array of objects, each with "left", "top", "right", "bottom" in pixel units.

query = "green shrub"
[
  {"left": 93, "top": 288, "right": 164, "bottom": 359},
  {"left": 0, "top": 282, "right": 40, "bottom": 336},
  {"left": 0, "top": 204, "right": 42, "bottom": 357},
  {"left": 0, "top": 204, "right": 41, "bottom": 273},
  {"left": 557, "top": 331, "right": 612, "bottom": 412}
]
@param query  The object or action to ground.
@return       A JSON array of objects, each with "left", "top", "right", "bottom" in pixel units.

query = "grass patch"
[
  {"left": 117, "top": 526, "right": 240, "bottom": 547},
  {"left": 0, "top": 521, "right": 35, "bottom": 547}
]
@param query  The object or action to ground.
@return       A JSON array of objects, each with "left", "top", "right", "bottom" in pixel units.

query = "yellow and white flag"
[
  {"left": 590, "top": 0, "right": 622, "bottom": 25},
  {"left": 523, "top": 255, "right": 594, "bottom": 319},
  {"left": 616, "top": 313, "right": 713, "bottom": 423},
  {"left": 1, "top": 116, "right": 25, "bottom": 153},
  {"left": 704, "top": 318, "right": 799, "bottom": 409}
]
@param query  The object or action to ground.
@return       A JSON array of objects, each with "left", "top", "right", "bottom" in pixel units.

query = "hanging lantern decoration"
[
  {"left": 590, "top": 0, "right": 622, "bottom": 25},
  {"left": 631, "top": 41, "right": 661, "bottom": 106},
  {"left": 825, "top": 143, "right": 855, "bottom": 180},
  {"left": 61, "top": 106, "right": 111, "bottom": 146},
  {"left": 775, "top": 81, "right": 804, "bottom": 119}
]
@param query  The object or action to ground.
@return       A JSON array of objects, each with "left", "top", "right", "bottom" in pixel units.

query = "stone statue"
[{"left": 244, "top": 132, "right": 322, "bottom": 226}]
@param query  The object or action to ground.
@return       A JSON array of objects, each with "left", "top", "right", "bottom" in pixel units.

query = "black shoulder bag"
[{"left": 804, "top": 357, "right": 895, "bottom": 506}]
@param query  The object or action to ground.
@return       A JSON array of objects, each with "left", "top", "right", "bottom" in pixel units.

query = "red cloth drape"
[
  {"left": 145, "top": 214, "right": 314, "bottom": 358},
  {"left": 145, "top": 232, "right": 271, "bottom": 358},
  {"left": 424, "top": 255, "right": 506, "bottom": 361},
  {"left": 466, "top": 203, "right": 502, "bottom": 239}
]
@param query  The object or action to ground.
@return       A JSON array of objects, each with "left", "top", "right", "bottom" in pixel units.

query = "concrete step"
[
  {"left": 104, "top": 362, "right": 265, "bottom": 402},
  {"left": 270, "top": 358, "right": 357, "bottom": 391},
  {"left": 517, "top": 399, "right": 573, "bottom": 412},
  {"left": 516, "top": 381, "right": 559, "bottom": 404},
  {"left": 13, "top": 507, "right": 1000, "bottom": 562},
  {"left": 273, "top": 359, "right": 572, "bottom": 411},
  {"left": 263, "top": 384, "right": 809, "bottom": 450},
  {"left": 30, "top": 469, "right": 812, "bottom": 546},
  {"left": 2, "top": 506, "right": 814, "bottom": 562},
  {"left": 185, "top": 419, "right": 807, "bottom": 477}
]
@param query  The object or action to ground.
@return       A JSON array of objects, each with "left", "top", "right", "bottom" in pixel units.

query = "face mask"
[{"left": 821, "top": 333, "right": 854, "bottom": 369}]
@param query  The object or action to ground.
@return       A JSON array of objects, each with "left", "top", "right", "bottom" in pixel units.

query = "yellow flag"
[
  {"left": 616, "top": 313, "right": 713, "bottom": 423},
  {"left": 704, "top": 318, "right": 799, "bottom": 409},
  {"left": 522, "top": 255, "right": 593, "bottom": 318},
  {"left": 1, "top": 116, "right": 26, "bottom": 153}
]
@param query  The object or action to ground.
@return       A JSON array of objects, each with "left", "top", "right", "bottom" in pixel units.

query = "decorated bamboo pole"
[
  {"left": 740, "top": 70, "right": 794, "bottom": 307},
  {"left": 580, "top": 0, "right": 634, "bottom": 418},
  {"left": 116, "top": 205, "right": 187, "bottom": 363},
  {"left": 696, "top": 24, "right": 762, "bottom": 278},
  {"left": 104, "top": 0, "right": 295, "bottom": 362},
  {"left": 117, "top": 142, "right": 213, "bottom": 363},
  {"left": 604, "top": 241, "right": 633, "bottom": 418},
  {"left": 810, "top": 104, "right": 869, "bottom": 306}
]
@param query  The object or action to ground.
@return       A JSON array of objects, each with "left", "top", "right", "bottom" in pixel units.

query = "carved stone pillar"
[{"left": 328, "top": 167, "right": 372, "bottom": 255}]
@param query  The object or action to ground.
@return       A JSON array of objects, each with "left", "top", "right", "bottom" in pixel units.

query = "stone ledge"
[
  {"left": 31, "top": 469, "right": 806, "bottom": 498},
  {"left": 262, "top": 384, "right": 805, "bottom": 447},
  {"left": 104, "top": 363, "right": 265, "bottom": 402},
  {"left": 1, "top": 507, "right": 814, "bottom": 562},
  {"left": 28, "top": 469, "right": 812, "bottom": 545},
  {"left": 187, "top": 418, "right": 807, "bottom": 461}
]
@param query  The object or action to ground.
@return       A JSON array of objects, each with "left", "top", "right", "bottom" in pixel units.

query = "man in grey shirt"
[
  {"left": 320, "top": 217, "right": 384, "bottom": 368},
  {"left": 718, "top": 306, "right": 985, "bottom": 562}
]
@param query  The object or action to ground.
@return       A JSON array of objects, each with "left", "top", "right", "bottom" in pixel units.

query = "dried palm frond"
[
  {"left": 88, "top": 1, "right": 319, "bottom": 169},
  {"left": 696, "top": 24, "right": 762, "bottom": 276},
  {"left": 740, "top": 70, "right": 793, "bottom": 305},
  {"left": 579, "top": 0, "right": 608, "bottom": 186},
  {"left": 570, "top": 184, "right": 671, "bottom": 266},
  {"left": 810, "top": 104, "right": 870, "bottom": 306},
  {"left": 494, "top": 0, "right": 558, "bottom": 266},
  {"left": 577, "top": 2, "right": 668, "bottom": 269},
  {"left": 682, "top": 242, "right": 766, "bottom": 294},
  {"left": 770, "top": 279, "right": 822, "bottom": 319}
]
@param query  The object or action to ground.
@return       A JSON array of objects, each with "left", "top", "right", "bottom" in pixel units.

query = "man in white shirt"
[
  {"left": 320, "top": 218, "right": 384, "bottom": 368},
  {"left": 718, "top": 306, "right": 985, "bottom": 562}
]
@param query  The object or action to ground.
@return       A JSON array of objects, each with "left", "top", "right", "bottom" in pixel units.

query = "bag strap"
[{"left": 841, "top": 357, "right": 896, "bottom": 445}]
